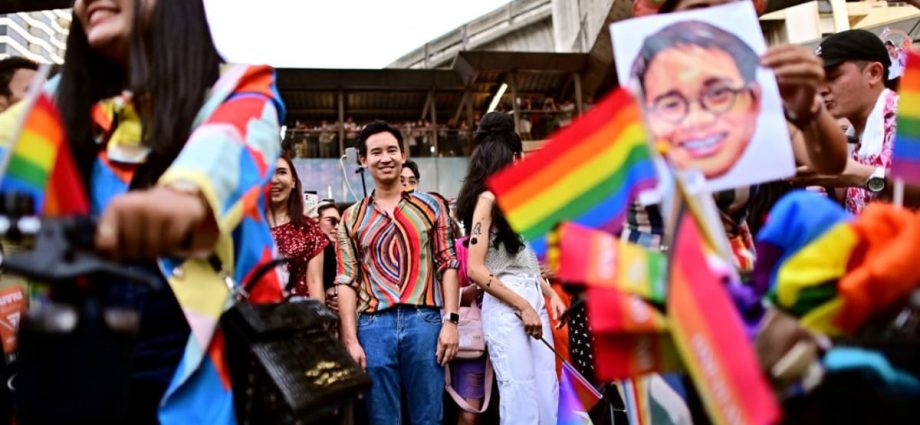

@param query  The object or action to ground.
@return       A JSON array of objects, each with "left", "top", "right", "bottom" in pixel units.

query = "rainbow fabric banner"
[
  {"left": 588, "top": 287, "right": 682, "bottom": 380},
  {"left": 487, "top": 87, "right": 657, "bottom": 255},
  {"left": 556, "top": 222, "right": 667, "bottom": 304},
  {"left": 558, "top": 362, "right": 602, "bottom": 425},
  {"left": 587, "top": 288, "right": 668, "bottom": 334},
  {"left": 0, "top": 93, "right": 89, "bottom": 215},
  {"left": 893, "top": 50, "right": 920, "bottom": 183},
  {"left": 668, "top": 212, "right": 779, "bottom": 425}
]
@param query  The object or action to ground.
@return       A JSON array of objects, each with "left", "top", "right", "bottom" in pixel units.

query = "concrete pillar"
[
  {"left": 337, "top": 90, "right": 345, "bottom": 155},
  {"left": 573, "top": 72, "right": 584, "bottom": 116},
  {"left": 784, "top": 2, "right": 821, "bottom": 44},
  {"left": 551, "top": 0, "right": 581, "bottom": 52},
  {"left": 430, "top": 88, "right": 439, "bottom": 156},
  {"left": 830, "top": 0, "right": 850, "bottom": 33}
]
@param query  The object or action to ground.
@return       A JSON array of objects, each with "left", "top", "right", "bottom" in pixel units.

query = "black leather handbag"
[{"left": 220, "top": 258, "right": 370, "bottom": 425}]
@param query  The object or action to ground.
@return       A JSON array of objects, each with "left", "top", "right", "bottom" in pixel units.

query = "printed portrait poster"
[
  {"left": 880, "top": 27, "right": 912, "bottom": 81},
  {"left": 610, "top": 2, "right": 795, "bottom": 193}
]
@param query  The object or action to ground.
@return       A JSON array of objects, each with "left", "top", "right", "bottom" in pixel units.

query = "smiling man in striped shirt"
[{"left": 335, "top": 121, "right": 460, "bottom": 424}]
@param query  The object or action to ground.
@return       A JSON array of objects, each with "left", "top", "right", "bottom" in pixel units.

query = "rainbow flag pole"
[
  {"left": 534, "top": 335, "right": 606, "bottom": 420},
  {"left": 0, "top": 64, "right": 50, "bottom": 181}
]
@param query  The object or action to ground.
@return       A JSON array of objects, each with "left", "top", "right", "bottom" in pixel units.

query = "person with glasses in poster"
[
  {"left": 624, "top": 14, "right": 848, "bottom": 266},
  {"left": 632, "top": 20, "right": 763, "bottom": 179}
]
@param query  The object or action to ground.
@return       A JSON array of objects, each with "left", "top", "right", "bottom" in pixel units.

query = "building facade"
[{"left": 0, "top": 10, "right": 70, "bottom": 64}]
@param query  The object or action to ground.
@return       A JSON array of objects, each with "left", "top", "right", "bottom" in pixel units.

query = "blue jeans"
[{"left": 357, "top": 305, "right": 444, "bottom": 425}]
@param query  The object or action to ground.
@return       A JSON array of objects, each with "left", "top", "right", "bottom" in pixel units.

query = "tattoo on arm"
[
  {"left": 470, "top": 237, "right": 478, "bottom": 245},
  {"left": 472, "top": 222, "right": 482, "bottom": 236}
]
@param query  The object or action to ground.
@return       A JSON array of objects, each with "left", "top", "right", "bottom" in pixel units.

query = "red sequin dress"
[{"left": 270, "top": 218, "right": 329, "bottom": 296}]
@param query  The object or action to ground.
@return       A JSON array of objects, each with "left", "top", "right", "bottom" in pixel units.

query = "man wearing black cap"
[
  {"left": 809, "top": 29, "right": 898, "bottom": 214},
  {"left": 618, "top": 2, "right": 849, "bottom": 425}
]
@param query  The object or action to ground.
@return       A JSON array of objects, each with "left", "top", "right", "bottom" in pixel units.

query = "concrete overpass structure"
[{"left": 389, "top": 0, "right": 920, "bottom": 93}]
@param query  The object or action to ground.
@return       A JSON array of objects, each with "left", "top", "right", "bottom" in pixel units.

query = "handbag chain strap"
[{"left": 205, "top": 254, "right": 296, "bottom": 301}]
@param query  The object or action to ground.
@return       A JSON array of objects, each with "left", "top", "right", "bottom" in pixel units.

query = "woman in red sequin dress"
[{"left": 267, "top": 155, "right": 327, "bottom": 300}]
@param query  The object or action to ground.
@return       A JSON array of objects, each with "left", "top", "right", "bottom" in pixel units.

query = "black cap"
[{"left": 817, "top": 29, "right": 891, "bottom": 76}]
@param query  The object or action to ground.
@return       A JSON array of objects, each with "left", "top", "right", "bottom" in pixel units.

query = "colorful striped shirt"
[
  {"left": 622, "top": 186, "right": 757, "bottom": 274},
  {"left": 336, "top": 191, "right": 459, "bottom": 313}
]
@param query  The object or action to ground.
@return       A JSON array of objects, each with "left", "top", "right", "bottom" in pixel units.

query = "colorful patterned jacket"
[{"left": 0, "top": 64, "right": 286, "bottom": 424}]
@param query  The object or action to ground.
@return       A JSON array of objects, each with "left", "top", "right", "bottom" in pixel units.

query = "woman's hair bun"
[{"left": 476, "top": 112, "right": 515, "bottom": 136}]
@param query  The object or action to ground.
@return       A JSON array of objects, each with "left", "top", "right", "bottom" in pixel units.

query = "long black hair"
[
  {"left": 456, "top": 112, "right": 524, "bottom": 255},
  {"left": 268, "top": 154, "right": 307, "bottom": 228},
  {"left": 57, "top": 0, "right": 222, "bottom": 192}
]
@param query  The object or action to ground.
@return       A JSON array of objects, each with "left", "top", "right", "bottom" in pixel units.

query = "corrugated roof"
[{"left": 277, "top": 51, "right": 590, "bottom": 124}]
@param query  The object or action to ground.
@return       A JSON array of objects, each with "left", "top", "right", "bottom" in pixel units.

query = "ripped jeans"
[{"left": 482, "top": 274, "right": 558, "bottom": 425}]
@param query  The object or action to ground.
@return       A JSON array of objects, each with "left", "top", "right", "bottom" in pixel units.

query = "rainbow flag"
[
  {"left": 668, "top": 211, "right": 779, "bottom": 425},
  {"left": 894, "top": 50, "right": 920, "bottom": 183},
  {"left": 556, "top": 222, "right": 667, "bottom": 304},
  {"left": 622, "top": 378, "right": 652, "bottom": 425},
  {"left": 587, "top": 288, "right": 668, "bottom": 334},
  {"left": 0, "top": 93, "right": 89, "bottom": 215},
  {"left": 558, "top": 362, "right": 601, "bottom": 425},
  {"left": 588, "top": 287, "right": 682, "bottom": 380},
  {"left": 487, "top": 88, "right": 657, "bottom": 255}
]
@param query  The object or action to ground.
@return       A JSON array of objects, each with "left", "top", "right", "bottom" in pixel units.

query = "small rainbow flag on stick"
[
  {"left": 558, "top": 362, "right": 601, "bottom": 425},
  {"left": 588, "top": 287, "right": 682, "bottom": 380},
  {"left": 487, "top": 87, "right": 657, "bottom": 255},
  {"left": 555, "top": 222, "right": 667, "bottom": 304},
  {"left": 0, "top": 90, "right": 89, "bottom": 216},
  {"left": 893, "top": 50, "right": 920, "bottom": 184}
]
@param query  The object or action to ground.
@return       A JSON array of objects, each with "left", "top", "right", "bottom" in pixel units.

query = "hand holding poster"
[{"left": 611, "top": 2, "right": 795, "bottom": 192}]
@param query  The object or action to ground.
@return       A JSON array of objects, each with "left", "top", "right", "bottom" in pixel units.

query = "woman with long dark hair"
[
  {"left": 456, "top": 112, "right": 565, "bottom": 425},
  {"left": 19, "top": 0, "right": 286, "bottom": 422},
  {"left": 267, "top": 155, "right": 327, "bottom": 300}
]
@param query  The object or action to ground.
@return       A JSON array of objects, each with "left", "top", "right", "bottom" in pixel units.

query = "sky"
[{"left": 203, "top": 0, "right": 512, "bottom": 69}]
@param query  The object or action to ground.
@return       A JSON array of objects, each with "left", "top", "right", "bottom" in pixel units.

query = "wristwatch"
[
  {"left": 866, "top": 167, "right": 887, "bottom": 193},
  {"left": 442, "top": 312, "right": 459, "bottom": 325}
]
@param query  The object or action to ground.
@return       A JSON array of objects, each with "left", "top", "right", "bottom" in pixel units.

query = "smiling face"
[
  {"left": 270, "top": 158, "right": 295, "bottom": 206},
  {"left": 642, "top": 44, "right": 760, "bottom": 178},
  {"left": 73, "top": 0, "right": 137, "bottom": 62},
  {"left": 360, "top": 132, "right": 406, "bottom": 185}
]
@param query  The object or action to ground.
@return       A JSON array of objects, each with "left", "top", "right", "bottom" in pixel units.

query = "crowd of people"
[
  {"left": 266, "top": 0, "right": 920, "bottom": 423},
  {"left": 0, "top": 0, "right": 918, "bottom": 423},
  {"left": 283, "top": 98, "right": 583, "bottom": 160},
  {"left": 274, "top": 115, "right": 565, "bottom": 424}
]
